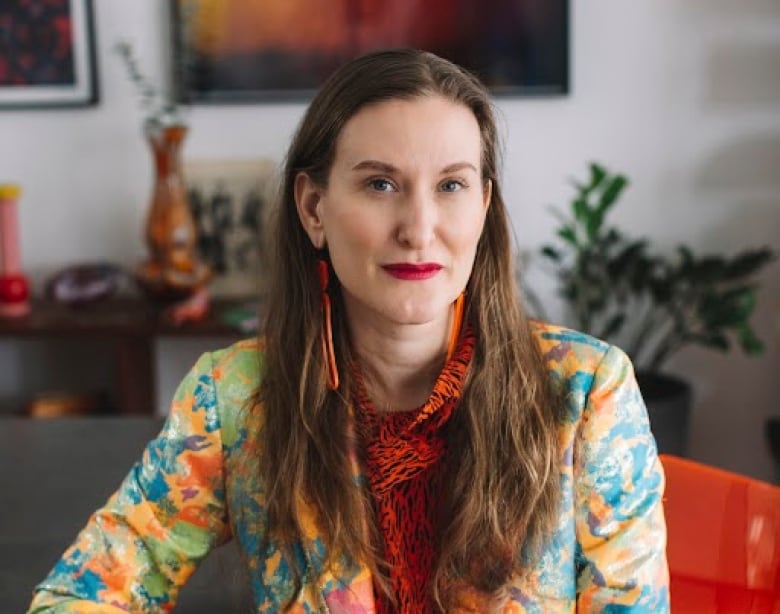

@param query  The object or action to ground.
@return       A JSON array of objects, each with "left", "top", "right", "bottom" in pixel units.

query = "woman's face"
[{"left": 296, "top": 95, "right": 491, "bottom": 330}]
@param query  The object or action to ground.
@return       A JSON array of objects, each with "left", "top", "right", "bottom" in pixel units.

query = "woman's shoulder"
[
  {"left": 207, "top": 336, "right": 266, "bottom": 383},
  {"left": 529, "top": 319, "right": 612, "bottom": 376},
  {"left": 528, "top": 320, "right": 640, "bottom": 423},
  {"left": 192, "top": 337, "right": 266, "bottom": 448}
]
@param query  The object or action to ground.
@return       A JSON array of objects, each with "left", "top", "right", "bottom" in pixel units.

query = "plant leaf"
[
  {"left": 597, "top": 175, "right": 628, "bottom": 214},
  {"left": 588, "top": 163, "right": 607, "bottom": 192},
  {"left": 724, "top": 247, "right": 775, "bottom": 280},
  {"left": 573, "top": 198, "right": 589, "bottom": 223},
  {"left": 541, "top": 246, "right": 561, "bottom": 261},
  {"left": 585, "top": 209, "right": 604, "bottom": 241},
  {"left": 694, "top": 332, "right": 730, "bottom": 351},
  {"left": 738, "top": 324, "right": 764, "bottom": 355},
  {"left": 698, "top": 287, "right": 756, "bottom": 327},
  {"left": 558, "top": 226, "right": 578, "bottom": 246},
  {"left": 599, "top": 314, "right": 626, "bottom": 339},
  {"left": 688, "top": 256, "right": 727, "bottom": 283}
]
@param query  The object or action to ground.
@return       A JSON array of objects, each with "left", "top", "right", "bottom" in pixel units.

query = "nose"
[{"left": 395, "top": 188, "right": 437, "bottom": 250}]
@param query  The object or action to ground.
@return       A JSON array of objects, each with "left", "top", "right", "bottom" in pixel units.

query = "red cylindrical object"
[{"left": 0, "top": 184, "right": 30, "bottom": 317}]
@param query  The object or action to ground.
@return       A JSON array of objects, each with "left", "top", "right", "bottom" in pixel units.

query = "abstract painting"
[
  {"left": 172, "top": 0, "right": 568, "bottom": 102},
  {"left": 0, "top": 0, "right": 98, "bottom": 108}
]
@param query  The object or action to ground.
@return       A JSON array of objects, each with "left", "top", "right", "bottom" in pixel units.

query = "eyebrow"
[
  {"left": 351, "top": 160, "right": 479, "bottom": 174},
  {"left": 351, "top": 160, "right": 398, "bottom": 173}
]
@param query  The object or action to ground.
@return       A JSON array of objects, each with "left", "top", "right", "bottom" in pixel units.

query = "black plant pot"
[{"left": 636, "top": 372, "right": 692, "bottom": 457}]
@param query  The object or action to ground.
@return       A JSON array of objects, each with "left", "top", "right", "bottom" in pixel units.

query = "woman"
[{"left": 29, "top": 49, "right": 668, "bottom": 613}]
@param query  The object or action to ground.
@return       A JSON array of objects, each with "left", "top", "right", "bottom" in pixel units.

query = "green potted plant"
[{"left": 539, "top": 162, "right": 774, "bottom": 455}]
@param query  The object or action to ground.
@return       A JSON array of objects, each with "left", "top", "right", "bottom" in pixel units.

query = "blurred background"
[{"left": 0, "top": 0, "right": 777, "bottom": 482}]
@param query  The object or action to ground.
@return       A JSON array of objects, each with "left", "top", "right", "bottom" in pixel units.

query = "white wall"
[{"left": 0, "top": 1, "right": 777, "bottom": 480}]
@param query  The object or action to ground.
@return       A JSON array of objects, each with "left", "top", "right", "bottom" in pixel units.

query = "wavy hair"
[{"left": 258, "top": 49, "right": 562, "bottom": 611}]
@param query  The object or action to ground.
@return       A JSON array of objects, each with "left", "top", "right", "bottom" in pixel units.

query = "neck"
[{"left": 347, "top": 308, "right": 452, "bottom": 413}]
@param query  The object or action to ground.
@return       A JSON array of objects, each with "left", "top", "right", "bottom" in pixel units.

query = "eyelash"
[
  {"left": 367, "top": 177, "right": 396, "bottom": 192},
  {"left": 440, "top": 179, "right": 467, "bottom": 192},
  {"left": 365, "top": 177, "right": 469, "bottom": 193}
]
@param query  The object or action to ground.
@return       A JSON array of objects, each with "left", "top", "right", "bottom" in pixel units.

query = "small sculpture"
[
  {"left": 44, "top": 263, "right": 125, "bottom": 306},
  {"left": 0, "top": 183, "right": 30, "bottom": 317}
]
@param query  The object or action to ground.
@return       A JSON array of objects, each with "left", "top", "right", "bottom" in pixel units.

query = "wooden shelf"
[
  {"left": 0, "top": 297, "right": 253, "bottom": 337},
  {"left": 0, "top": 297, "right": 254, "bottom": 416}
]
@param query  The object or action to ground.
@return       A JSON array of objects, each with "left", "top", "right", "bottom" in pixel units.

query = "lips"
[{"left": 382, "top": 262, "right": 443, "bottom": 280}]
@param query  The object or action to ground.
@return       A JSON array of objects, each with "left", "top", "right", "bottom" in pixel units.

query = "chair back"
[{"left": 660, "top": 454, "right": 780, "bottom": 613}]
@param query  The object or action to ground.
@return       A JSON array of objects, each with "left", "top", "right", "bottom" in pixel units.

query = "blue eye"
[
  {"left": 369, "top": 178, "right": 395, "bottom": 192},
  {"left": 440, "top": 180, "right": 464, "bottom": 192}
]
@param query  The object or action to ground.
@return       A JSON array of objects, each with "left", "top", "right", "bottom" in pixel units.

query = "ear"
[
  {"left": 294, "top": 172, "right": 327, "bottom": 249},
  {"left": 482, "top": 178, "right": 493, "bottom": 211}
]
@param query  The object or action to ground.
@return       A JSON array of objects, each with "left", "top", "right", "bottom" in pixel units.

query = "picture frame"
[
  {"left": 184, "top": 157, "right": 278, "bottom": 298},
  {"left": 0, "top": 0, "right": 99, "bottom": 109},
  {"left": 171, "top": 0, "right": 569, "bottom": 103}
]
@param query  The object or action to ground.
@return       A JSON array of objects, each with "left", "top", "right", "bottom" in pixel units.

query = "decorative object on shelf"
[
  {"left": 0, "top": 183, "right": 30, "bottom": 317},
  {"left": 136, "top": 122, "right": 210, "bottom": 300},
  {"left": 171, "top": 0, "right": 569, "bottom": 102},
  {"left": 115, "top": 41, "right": 210, "bottom": 302},
  {"left": 0, "top": 0, "right": 99, "bottom": 109},
  {"left": 27, "top": 391, "right": 102, "bottom": 418},
  {"left": 114, "top": 40, "right": 184, "bottom": 129},
  {"left": 538, "top": 162, "right": 775, "bottom": 456},
  {"left": 184, "top": 158, "right": 277, "bottom": 298},
  {"left": 163, "top": 286, "right": 211, "bottom": 326},
  {"left": 219, "top": 300, "right": 261, "bottom": 334},
  {"left": 44, "top": 262, "right": 126, "bottom": 306}
]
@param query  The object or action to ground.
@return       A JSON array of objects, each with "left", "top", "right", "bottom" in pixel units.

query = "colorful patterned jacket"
[{"left": 28, "top": 322, "right": 670, "bottom": 613}]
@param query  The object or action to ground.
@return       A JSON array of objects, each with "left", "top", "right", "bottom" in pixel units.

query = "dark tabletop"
[{"left": 0, "top": 417, "right": 250, "bottom": 613}]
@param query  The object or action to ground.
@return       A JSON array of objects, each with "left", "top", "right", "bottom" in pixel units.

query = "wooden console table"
[{"left": 0, "top": 298, "right": 253, "bottom": 416}]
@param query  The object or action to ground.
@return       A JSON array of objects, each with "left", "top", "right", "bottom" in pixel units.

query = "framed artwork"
[
  {"left": 0, "top": 0, "right": 99, "bottom": 109},
  {"left": 184, "top": 158, "right": 277, "bottom": 298},
  {"left": 172, "top": 0, "right": 568, "bottom": 103}
]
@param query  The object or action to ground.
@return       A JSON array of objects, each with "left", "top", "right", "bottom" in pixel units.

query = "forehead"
[{"left": 333, "top": 96, "right": 482, "bottom": 170}]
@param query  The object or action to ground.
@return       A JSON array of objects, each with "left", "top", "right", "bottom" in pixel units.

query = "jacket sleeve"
[
  {"left": 28, "top": 352, "right": 230, "bottom": 613},
  {"left": 574, "top": 345, "right": 670, "bottom": 612}
]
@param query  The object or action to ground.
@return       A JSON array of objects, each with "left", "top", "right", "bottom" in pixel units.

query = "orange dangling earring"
[
  {"left": 318, "top": 259, "right": 339, "bottom": 390},
  {"left": 446, "top": 292, "right": 466, "bottom": 362}
]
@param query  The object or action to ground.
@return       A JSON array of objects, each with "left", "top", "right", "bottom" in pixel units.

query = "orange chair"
[{"left": 660, "top": 454, "right": 780, "bottom": 613}]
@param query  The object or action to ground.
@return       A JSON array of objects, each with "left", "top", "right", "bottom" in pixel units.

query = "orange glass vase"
[{"left": 136, "top": 123, "right": 209, "bottom": 300}]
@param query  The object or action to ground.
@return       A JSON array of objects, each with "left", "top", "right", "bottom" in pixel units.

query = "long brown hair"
[{"left": 259, "top": 49, "right": 561, "bottom": 610}]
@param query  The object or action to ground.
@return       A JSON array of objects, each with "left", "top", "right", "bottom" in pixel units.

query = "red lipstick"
[{"left": 382, "top": 262, "right": 443, "bottom": 280}]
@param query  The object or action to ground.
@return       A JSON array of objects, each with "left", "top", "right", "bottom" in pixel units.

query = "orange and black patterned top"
[{"left": 353, "top": 325, "right": 476, "bottom": 613}]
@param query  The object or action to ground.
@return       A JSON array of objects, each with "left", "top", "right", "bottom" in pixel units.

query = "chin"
[
  {"left": 385, "top": 300, "right": 449, "bottom": 326},
  {"left": 343, "top": 288, "right": 454, "bottom": 328}
]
